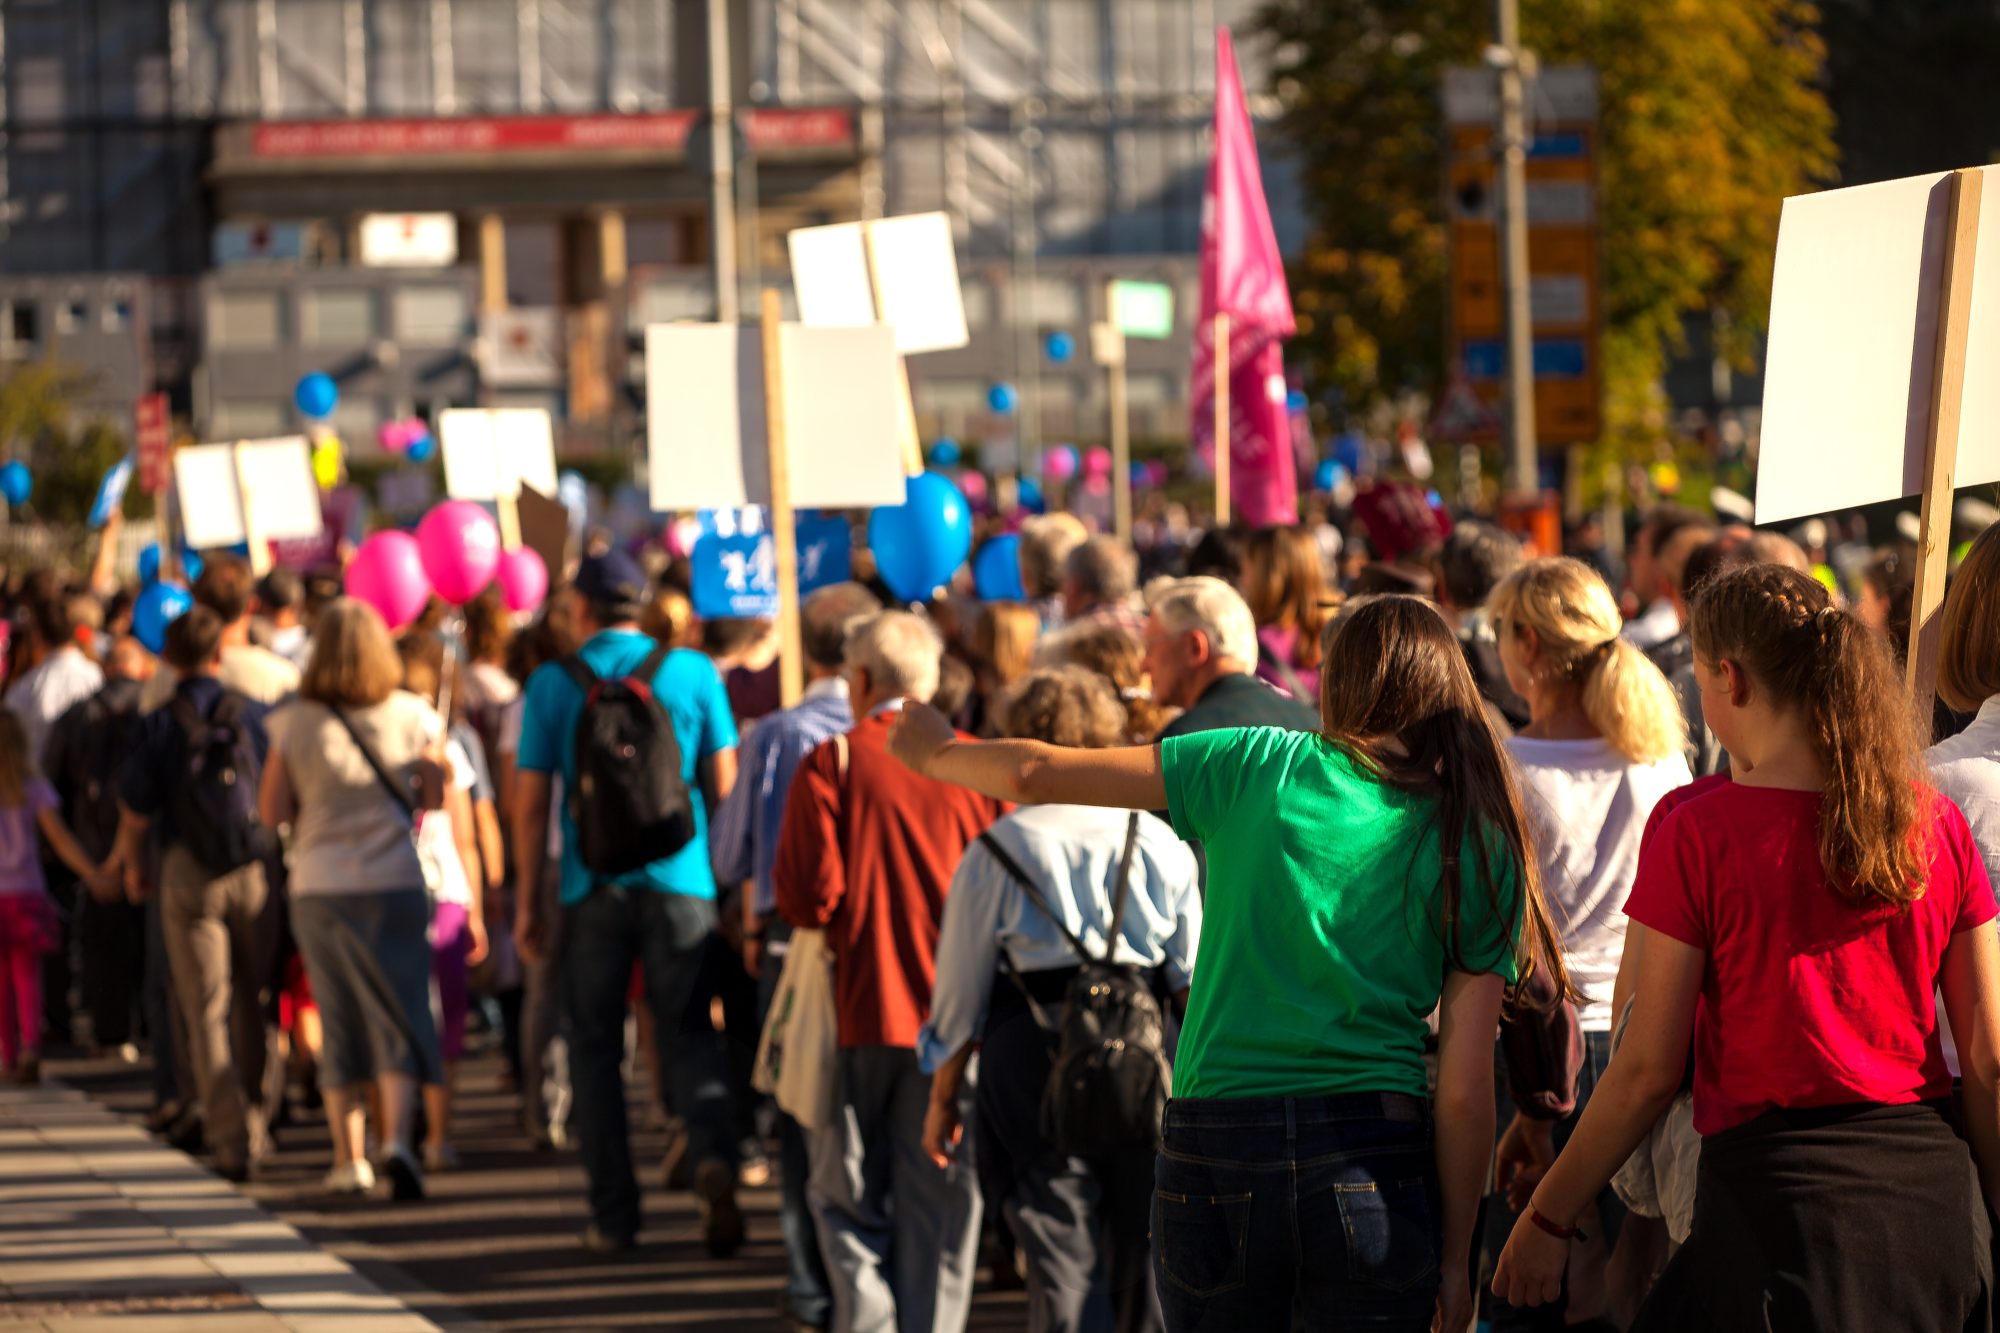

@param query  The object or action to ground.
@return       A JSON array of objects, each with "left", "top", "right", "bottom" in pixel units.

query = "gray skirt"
[{"left": 292, "top": 888, "right": 441, "bottom": 1088}]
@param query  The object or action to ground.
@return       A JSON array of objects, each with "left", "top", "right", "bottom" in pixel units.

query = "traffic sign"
[
  {"left": 1442, "top": 65, "right": 1602, "bottom": 444},
  {"left": 135, "top": 392, "right": 171, "bottom": 495}
]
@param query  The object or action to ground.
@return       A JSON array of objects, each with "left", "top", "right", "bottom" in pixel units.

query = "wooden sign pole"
[
  {"left": 1213, "top": 312, "right": 1231, "bottom": 527},
  {"left": 761, "top": 288, "right": 804, "bottom": 708},
  {"left": 1103, "top": 296, "right": 1133, "bottom": 545},
  {"left": 231, "top": 442, "right": 274, "bottom": 578},
  {"left": 1906, "top": 166, "right": 1983, "bottom": 740}
]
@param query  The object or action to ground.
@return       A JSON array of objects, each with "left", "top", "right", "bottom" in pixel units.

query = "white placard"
[
  {"left": 358, "top": 212, "right": 459, "bottom": 268},
  {"left": 174, "top": 437, "right": 325, "bottom": 550},
  {"left": 439, "top": 408, "right": 559, "bottom": 501},
  {"left": 645, "top": 323, "right": 907, "bottom": 511},
  {"left": 862, "top": 213, "right": 970, "bottom": 354},
  {"left": 1758, "top": 166, "right": 2000, "bottom": 523},
  {"left": 786, "top": 223, "right": 878, "bottom": 329},
  {"left": 787, "top": 211, "right": 970, "bottom": 355}
]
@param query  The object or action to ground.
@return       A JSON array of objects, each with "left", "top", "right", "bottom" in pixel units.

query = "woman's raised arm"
[{"left": 888, "top": 700, "right": 1168, "bottom": 811}]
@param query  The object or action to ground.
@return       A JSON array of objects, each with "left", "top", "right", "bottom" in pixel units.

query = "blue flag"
[{"left": 88, "top": 454, "right": 135, "bottom": 529}]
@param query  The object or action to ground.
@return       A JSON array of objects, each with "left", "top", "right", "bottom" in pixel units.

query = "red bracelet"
[{"left": 1527, "top": 1206, "right": 1588, "bottom": 1243}]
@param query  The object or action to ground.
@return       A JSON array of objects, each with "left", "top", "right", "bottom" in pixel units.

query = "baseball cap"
[{"left": 574, "top": 548, "right": 647, "bottom": 606}]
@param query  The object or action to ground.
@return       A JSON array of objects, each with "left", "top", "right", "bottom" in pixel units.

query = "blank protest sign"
[
  {"left": 645, "top": 323, "right": 907, "bottom": 512},
  {"left": 175, "top": 437, "right": 325, "bottom": 549},
  {"left": 440, "top": 408, "right": 558, "bottom": 501},
  {"left": 787, "top": 212, "right": 969, "bottom": 355},
  {"left": 1758, "top": 166, "right": 2000, "bottom": 523}
]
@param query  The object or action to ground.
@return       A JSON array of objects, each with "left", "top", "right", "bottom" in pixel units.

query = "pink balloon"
[
  {"left": 346, "top": 530, "right": 431, "bottom": 631},
  {"left": 1083, "top": 445, "right": 1113, "bottom": 479},
  {"left": 416, "top": 500, "right": 502, "bottom": 604},
  {"left": 495, "top": 546, "right": 548, "bottom": 614},
  {"left": 1044, "top": 445, "right": 1078, "bottom": 483},
  {"left": 664, "top": 516, "right": 703, "bottom": 558},
  {"left": 956, "top": 470, "right": 989, "bottom": 509}
]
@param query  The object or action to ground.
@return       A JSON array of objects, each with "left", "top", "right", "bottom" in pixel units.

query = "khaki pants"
[{"left": 159, "top": 846, "right": 281, "bottom": 1171}]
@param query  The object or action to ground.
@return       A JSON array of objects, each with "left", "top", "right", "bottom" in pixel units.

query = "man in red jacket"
[{"left": 775, "top": 609, "right": 1006, "bottom": 1333}]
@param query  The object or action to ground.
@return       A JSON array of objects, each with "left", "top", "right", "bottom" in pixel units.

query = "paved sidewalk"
[{"left": 0, "top": 1079, "right": 443, "bottom": 1332}]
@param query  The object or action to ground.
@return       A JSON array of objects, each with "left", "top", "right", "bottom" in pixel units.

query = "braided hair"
[{"left": 1691, "top": 563, "right": 1930, "bottom": 908}]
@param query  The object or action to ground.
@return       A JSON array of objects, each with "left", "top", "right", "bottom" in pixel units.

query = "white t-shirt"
[
  {"left": 1508, "top": 735, "right": 1692, "bottom": 1030},
  {"left": 415, "top": 736, "right": 477, "bottom": 908},
  {"left": 1925, "top": 696, "right": 2000, "bottom": 1076},
  {"left": 7, "top": 647, "right": 103, "bottom": 769},
  {"left": 270, "top": 691, "right": 438, "bottom": 896}
]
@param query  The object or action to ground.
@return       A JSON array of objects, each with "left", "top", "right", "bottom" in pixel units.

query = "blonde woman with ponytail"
[{"left": 1482, "top": 557, "right": 1691, "bottom": 1329}]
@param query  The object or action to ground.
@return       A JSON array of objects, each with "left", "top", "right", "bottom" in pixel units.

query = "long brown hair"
[
  {"left": 0, "top": 709, "right": 29, "bottom": 807},
  {"left": 1691, "top": 563, "right": 1928, "bottom": 908},
  {"left": 1319, "top": 595, "right": 1570, "bottom": 997},
  {"left": 1939, "top": 523, "right": 2000, "bottom": 713},
  {"left": 1242, "top": 526, "right": 1330, "bottom": 669}
]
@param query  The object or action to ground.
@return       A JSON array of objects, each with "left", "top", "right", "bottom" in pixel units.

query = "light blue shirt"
[
  {"left": 916, "top": 804, "right": 1202, "bottom": 1073},
  {"left": 710, "top": 676, "right": 854, "bottom": 917},
  {"left": 515, "top": 630, "right": 738, "bottom": 905}
]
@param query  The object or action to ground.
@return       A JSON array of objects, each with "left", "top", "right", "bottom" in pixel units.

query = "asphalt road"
[{"left": 50, "top": 1049, "right": 1028, "bottom": 1332}]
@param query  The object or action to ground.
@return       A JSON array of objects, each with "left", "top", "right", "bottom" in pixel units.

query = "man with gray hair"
[
  {"left": 1060, "top": 534, "right": 1145, "bottom": 634},
  {"left": 710, "top": 581, "right": 880, "bottom": 1330},
  {"left": 775, "top": 609, "right": 1007, "bottom": 1333},
  {"left": 1145, "top": 576, "right": 1318, "bottom": 740}
]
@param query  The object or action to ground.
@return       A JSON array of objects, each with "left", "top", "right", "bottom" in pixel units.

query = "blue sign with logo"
[{"left": 690, "top": 516, "right": 851, "bottom": 618}]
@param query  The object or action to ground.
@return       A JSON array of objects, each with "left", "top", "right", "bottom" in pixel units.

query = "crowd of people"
[{"left": 1, "top": 486, "right": 1997, "bottom": 1333}]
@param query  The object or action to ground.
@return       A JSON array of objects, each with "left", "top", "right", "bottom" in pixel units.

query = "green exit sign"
[{"left": 1110, "top": 280, "right": 1175, "bottom": 340}]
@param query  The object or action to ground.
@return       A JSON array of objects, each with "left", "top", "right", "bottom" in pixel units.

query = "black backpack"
[
  {"left": 561, "top": 643, "right": 696, "bottom": 878},
  {"left": 167, "top": 688, "right": 276, "bottom": 877},
  {"left": 979, "top": 813, "right": 1171, "bottom": 1158}
]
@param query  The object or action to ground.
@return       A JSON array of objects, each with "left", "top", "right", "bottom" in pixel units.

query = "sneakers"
[
  {"left": 324, "top": 1160, "right": 376, "bottom": 1195},
  {"left": 378, "top": 1144, "right": 426, "bottom": 1201},
  {"left": 694, "top": 1157, "right": 745, "bottom": 1258},
  {"left": 423, "top": 1142, "right": 461, "bottom": 1173}
]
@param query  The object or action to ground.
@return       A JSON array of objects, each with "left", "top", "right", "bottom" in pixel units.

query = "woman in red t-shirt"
[{"left": 1493, "top": 563, "right": 2000, "bottom": 1331}]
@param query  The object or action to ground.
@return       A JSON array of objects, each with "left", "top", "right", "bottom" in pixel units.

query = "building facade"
[{"left": 0, "top": 0, "right": 1300, "bottom": 456}]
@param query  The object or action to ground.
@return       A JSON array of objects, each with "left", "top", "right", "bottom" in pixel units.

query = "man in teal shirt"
[{"left": 513, "top": 549, "right": 743, "bottom": 1256}]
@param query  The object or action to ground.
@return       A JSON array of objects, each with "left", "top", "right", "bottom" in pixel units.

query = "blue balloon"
[
  {"left": 1286, "top": 388, "right": 1310, "bottom": 415},
  {"left": 928, "top": 438, "right": 962, "bottom": 467},
  {"left": 407, "top": 432, "right": 436, "bottom": 463},
  {"left": 132, "top": 581, "right": 192, "bottom": 656},
  {"left": 1016, "top": 476, "right": 1045, "bottom": 514},
  {"left": 293, "top": 372, "right": 339, "bottom": 420},
  {"left": 138, "top": 543, "right": 161, "bottom": 586},
  {"left": 971, "top": 535, "right": 1027, "bottom": 601},
  {"left": 1314, "top": 459, "right": 1347, "bottom": 494},
  {"left": 180, "top": 549, "right": 204, "bottom": 586},
  {"left": 867, "top": 471, "right": 973, "bottom": 603},
  {"left": 1044, "top": 331, "right": 1076, "bottom": 364},
  {"left": 0, "top": 461, "right": 30, "bottom": 507},
  {"left": 987, "top": 382, "right": 1019, "bottom": 415}
]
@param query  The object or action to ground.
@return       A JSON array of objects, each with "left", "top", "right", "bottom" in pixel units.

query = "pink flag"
[{"left": 1191, "top": 26, "right": 1298, "bottom": 528}]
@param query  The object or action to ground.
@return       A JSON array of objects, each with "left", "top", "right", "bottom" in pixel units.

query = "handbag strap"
[{"left": 332, "top": 706, "right": 417, "bottom": 826}]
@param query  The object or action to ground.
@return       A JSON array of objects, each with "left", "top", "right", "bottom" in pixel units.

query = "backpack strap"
[
  {"left": 557, "top": 653, "right": 598, "bottom": 696},
  {"left": 1100, "top": 812, "right": 1142, "bottom": 966},
  {"left": 977, "top": 830, "right": 1093, "bottom": 961},
  {"left": 627, "top": 641, "right": 673, "bottom": 692},
  {"left": 331, "top": 706, "right": 417, "bottom": 825}
]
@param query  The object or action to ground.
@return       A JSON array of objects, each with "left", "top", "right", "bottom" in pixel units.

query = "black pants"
[
  {"left": 78, "top": 895, "right": 145, "bottom": 1047},
  {"left": 562, "top": 885, "right": 735, "bottom": 1241}
]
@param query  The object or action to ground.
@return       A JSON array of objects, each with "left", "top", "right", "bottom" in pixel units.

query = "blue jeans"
[
  {"left": 561, "top": 885, "right": 735, "bottom": 1241},
  {"left": 1153, "top": 1093, "right": 1441, "bottom": 1332}
]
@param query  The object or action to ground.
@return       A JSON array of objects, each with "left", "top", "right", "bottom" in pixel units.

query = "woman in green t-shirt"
[{"left": 890, "top": 594, "right": 1569, "bottom": 1332}]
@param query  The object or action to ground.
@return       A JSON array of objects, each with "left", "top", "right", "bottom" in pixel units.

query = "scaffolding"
[{"left": 0, "top": 0, "right": 1295, "bottom": 278}]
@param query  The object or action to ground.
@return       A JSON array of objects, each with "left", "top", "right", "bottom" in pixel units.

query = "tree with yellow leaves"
[{"left": 1254, "top": 0, "right": 1836, "bottom": 457}]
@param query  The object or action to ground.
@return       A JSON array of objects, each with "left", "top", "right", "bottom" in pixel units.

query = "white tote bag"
[{"left": 754, "top": 926, "right": 838, "bottom": 1131}]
